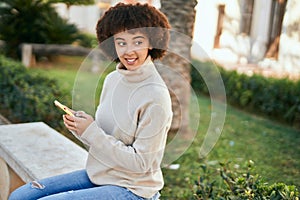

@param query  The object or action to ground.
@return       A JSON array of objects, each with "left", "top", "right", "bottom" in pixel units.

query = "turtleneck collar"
[{"left": 116, "top": 56, "right": 156, "bottom": 83}]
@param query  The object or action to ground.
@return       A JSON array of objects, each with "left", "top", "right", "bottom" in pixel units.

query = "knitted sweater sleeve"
[{"left": 80, "top": 88, "right": 172, "bottom": 174}]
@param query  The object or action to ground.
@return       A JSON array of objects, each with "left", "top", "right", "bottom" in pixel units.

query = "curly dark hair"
[{"left": 96, "top": 3, "right": 171, "bottom": 62}]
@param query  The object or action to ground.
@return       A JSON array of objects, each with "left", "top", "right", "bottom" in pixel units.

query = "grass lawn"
[
  {"left": 30, "top": 56, "right": 300, "bottom": 199},
  {"left": 162, "top": 96, "right": 300, "bottom": 198}
]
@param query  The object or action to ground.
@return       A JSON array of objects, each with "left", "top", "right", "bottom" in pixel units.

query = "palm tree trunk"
[{"left": 159, "top": 0, "right": 197, "bottom": 134}]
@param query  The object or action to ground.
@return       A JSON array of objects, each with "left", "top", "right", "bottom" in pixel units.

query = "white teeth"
[{"left": 127, "top": 58, "right": 136, "bottom": 62}]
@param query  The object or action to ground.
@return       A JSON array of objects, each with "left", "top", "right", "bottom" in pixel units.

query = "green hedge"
[
  {"left": 191, "top": 60, "right": 300, "bottom": 128},
  {"left": 0, "top": 55, "right": 68, "bottom": 129}
]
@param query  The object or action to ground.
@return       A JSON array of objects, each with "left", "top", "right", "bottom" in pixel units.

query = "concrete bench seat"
[
  {"left": 20, "top": 43, "right": 106, "bottom": 68},
  {"left": 0, "top": 122, "right": 87, "bottom": 200}
]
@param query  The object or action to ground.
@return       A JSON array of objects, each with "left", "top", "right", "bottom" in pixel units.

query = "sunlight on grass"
[
  {"left": 31, "top": 56, "right": 300, "bottom": 199},
  {"left": 162, "top": 96, "right": 300, "bottom": 199},
  {"left": 31, "top": 56, "right": 115, "bottom": 115}
]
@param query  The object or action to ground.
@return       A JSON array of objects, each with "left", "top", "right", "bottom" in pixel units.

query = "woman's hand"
[{"left": 63, "top": 111, "right": 94, "bottom": 136}]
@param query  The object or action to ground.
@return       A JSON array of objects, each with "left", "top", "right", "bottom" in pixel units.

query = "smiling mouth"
[{"left": 125, "top": 58, "right": 137, "bottom": 65}]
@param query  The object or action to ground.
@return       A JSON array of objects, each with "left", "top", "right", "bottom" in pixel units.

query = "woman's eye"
[
  {"left": 118, "top": 42, "right": 126, "bottom": 46},
  {"left": 135, "top": 41, "right": 143, "bottom": 45}
]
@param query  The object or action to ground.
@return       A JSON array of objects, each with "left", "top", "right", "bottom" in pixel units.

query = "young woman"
[{"left": 9, "top": 3, "right": 172, "bottom": 200}]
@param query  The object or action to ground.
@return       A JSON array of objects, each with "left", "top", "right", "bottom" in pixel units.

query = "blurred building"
[
  {"left": 192, "top": 0, "right": 300, "bottom": 75},
  {"left": 54, "top": 1, "right": 111, "bottom": 34},
  {"left": 54, "top": 0, "right": 159, "bottom": 34},
  {"left": 55, "top": 0, "right": 300, "bottom": 75}
]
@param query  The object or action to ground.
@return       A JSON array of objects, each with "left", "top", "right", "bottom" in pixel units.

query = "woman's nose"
[{"left": 124, "top": 44, "right": 135, "bottom": 55}]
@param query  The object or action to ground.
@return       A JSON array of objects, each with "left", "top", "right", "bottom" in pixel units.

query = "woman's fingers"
[
  {"left": 63, "top": 115, "right": 76, "bottom": 130},
  {"left": 64, "top": 122, "right": 76, "bottom": 131},
  {"left": 74, "top": 111, "right": 86, "bottom": 118},
  {"left": 64, "top": 114, "right": 75, "bottom": 121},
  {"left": 63, "top": 112, "right": 94, "bottom": 136}
]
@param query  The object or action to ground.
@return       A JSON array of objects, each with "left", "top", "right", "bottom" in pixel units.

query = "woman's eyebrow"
[
  {"left": 114, "top": 36, "right": 145, "bottom": 41},
  {"left": 133, "top": 36, "right": 145, "bottom": 40},
  {"left": 114, "top": 37, "right": 125, "bottom": 41}
]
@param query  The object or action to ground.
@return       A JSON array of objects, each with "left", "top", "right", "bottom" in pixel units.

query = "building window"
[
  {"left": 239, "top": 0, "right": 254, "bottom": 35},
  {"left": 214, "top": 4, "right": 225, "bottom": 48},
  {"left": 265, "top": 0, "right": 287, "bottom": 59}
]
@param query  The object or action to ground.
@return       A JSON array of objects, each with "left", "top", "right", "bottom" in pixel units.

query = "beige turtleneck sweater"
[{"left": 80, "top": 56, "right": 173, "bottom": 198}]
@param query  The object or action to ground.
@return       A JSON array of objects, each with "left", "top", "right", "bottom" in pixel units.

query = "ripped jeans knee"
[
  {"left": 8, "top": 170, "right": 92, "bottom": 200},
  {"left": 30, "top": 181, "right": 45, "bottom": 190}
]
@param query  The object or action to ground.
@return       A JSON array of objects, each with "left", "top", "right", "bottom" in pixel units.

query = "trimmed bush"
[
  {"left": 191, "top": 60, "right": 300, "bottom": 128},
  {"left": 0, "top": 55, "right": 69, "bottom": 129},
  {"left": 75, "top": 33, "right": 98, "bottom": 48}
]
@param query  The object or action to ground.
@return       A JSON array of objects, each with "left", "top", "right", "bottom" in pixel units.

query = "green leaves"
[
  {"left": 193, "top": 161, "right": 299, "bottom": 199},
  {"left": 0, "top": 0, "right": 92, "bottom": 57},
  {"left": 0, "top": 55, "right": 66, "bottom": 128},
  {"left": 191, "top": 60, "right": 300, "bottom": 128}
]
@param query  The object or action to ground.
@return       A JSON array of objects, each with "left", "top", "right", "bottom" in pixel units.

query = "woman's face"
[{"left": 114, "top": 31, "right": 151, "bottom": 70}]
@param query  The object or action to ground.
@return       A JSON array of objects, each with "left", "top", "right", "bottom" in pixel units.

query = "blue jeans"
[{"left": 8, "top": 170, "right": 160, "bottom": 200}]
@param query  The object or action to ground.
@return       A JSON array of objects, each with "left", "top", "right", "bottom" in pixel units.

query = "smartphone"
[{"left": 54, "top": 100, "right": 74, "bottom": 116}]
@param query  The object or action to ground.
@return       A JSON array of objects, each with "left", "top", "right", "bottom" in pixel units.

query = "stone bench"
[
  {"left": 0, "top": 122, "right": 87, "bottom": 200},
  {"left": 20, "top": 43, "right": 106, "bottom": 68},
  {"left": 21, "top": 43, "right": 92, "bottom": 67}
]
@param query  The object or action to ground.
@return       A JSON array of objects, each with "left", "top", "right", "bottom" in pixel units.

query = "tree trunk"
[{"left": 159, "top": 0, "right": 197, "bottom": 134}]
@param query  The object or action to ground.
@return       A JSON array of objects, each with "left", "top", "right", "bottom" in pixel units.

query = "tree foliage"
[{"left": 0, "top": 0, "right": 94, "bottom": 58}]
